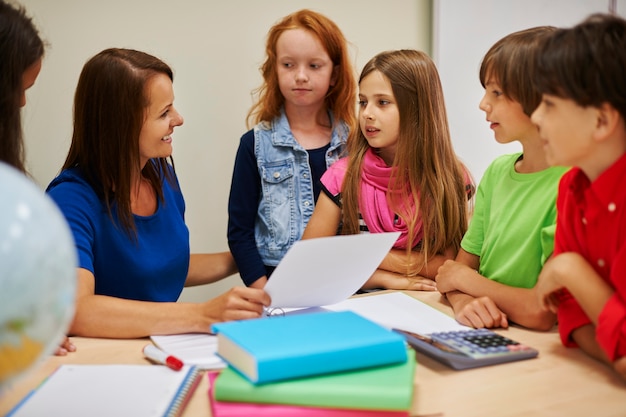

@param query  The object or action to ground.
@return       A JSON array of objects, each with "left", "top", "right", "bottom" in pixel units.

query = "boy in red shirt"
[{"left": 531, "top": 13, "right": 626, "bottom": 381}]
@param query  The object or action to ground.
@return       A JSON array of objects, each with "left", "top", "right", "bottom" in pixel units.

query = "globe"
[{"left": 0, "top": 162, "right": 76, "bottom": 391}]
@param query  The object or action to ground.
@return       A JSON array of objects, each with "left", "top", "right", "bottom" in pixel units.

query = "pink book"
[{"left": 207, "top": 372, "right": 409, "bottom": 417}]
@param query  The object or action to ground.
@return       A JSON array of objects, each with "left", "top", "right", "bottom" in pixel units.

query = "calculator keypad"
[{"left": 430, "top": 329, "right": 532, "bottom": 358}]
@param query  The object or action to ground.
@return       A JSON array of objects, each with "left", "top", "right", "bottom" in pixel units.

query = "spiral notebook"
[{"left": 7, "top": 364, "right": 201, "bottom": 417}]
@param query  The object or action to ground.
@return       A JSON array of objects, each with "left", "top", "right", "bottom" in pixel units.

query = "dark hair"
[
  {"left": 534, "top": 13, "right": 626, "bottom": 121},
  {"left": 0, "top": 0, "right": 44, "bottom": 173},
  {"left": 62, "top": 48, "right": 175, "bottom": 236},
  {"left": 479, "top": 26, "right": 556, "bottom": 116},
  {"left": 247, "top": 9, "right": 356, "bottom": 130}
]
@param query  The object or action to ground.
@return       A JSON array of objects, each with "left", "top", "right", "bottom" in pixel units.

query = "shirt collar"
[{"left": 589, "top": 152, "right": 626, "bottom": 208}]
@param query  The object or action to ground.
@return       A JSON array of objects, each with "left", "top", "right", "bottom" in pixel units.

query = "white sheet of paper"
[
  {"left": 264, "top": 232, "right": 400, "bottom": 308},
  {"left": 325, "top": 291, "right": 469, "bottom": 335},
  {"left": 150, "top": 334, "right": 226, "bottom": 370}
]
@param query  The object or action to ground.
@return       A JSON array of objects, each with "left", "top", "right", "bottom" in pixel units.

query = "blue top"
[
  {"left": 46, "top": 163, "right": 190, "bottom": 302},
  {"left": 227, "top": 110, "right": 348, "bottom": 286}
]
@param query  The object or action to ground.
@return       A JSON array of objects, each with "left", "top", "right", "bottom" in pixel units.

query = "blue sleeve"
[
  {"left": 47, "top": 166, "right": 190, "bottom": 302},
  {"left": 46, "top": 173, "right": 98, "bottom": 274},
  {"left": 227, "top": 130, "right": 267, "bottom": 286}
]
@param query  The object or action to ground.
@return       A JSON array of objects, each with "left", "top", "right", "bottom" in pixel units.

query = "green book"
[{"left": 213, "top": 349, "right": 416, "bottom": 411}]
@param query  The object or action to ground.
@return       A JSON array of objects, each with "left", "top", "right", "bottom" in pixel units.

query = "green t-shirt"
[{"left": 461, "top": 153, "right": 568, "bottom": 288}]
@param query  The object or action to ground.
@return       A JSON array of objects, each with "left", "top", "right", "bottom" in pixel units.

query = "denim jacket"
[{"left": 254, "top": 110, "right": 348, "bottom": 266}]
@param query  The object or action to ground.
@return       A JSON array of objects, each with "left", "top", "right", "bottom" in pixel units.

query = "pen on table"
[{"left": 143, "top": 344, "right": 184, "bottom": 371}]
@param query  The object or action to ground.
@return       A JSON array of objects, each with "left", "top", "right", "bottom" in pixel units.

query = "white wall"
[
  {"left": 20, "top": 0, "right": 430, "bottom": 302},
  {"left": 434, "top": 0, "right": 626, "bottom": 182}
]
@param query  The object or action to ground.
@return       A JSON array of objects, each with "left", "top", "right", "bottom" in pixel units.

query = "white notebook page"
[{"left": 8, "top": 364, "right": 198, "bottom": 417}]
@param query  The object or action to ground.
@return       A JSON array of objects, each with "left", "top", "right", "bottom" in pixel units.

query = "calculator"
[{"left": 393, "top": 327, "right": 539, "bottom": 370}]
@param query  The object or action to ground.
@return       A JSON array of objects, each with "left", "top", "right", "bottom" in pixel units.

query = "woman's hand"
[
  {"left": 203, "top": 286, "right": 271, "bottom": 324},
  {"left": 53, "top": 336, "right": 76, "bottom": 356}
]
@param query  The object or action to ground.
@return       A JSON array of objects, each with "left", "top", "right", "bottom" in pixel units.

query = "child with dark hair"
[
  {"left": 531, "top": 13, "right": 626, "bottom": 381},
  {"left": 0, "top": 0, "right": 44, "bottom": 173}
]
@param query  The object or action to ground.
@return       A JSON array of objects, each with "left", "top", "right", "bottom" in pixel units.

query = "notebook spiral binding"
[{"left": 163, "top": 366, "right": 202, "bottom": 417}]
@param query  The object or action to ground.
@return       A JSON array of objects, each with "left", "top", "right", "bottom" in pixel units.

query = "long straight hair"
[
  {"left": 0, "top": 0, "right": 44, "bottom": 173},
  {"left": 246, "top": 9, "right": 356, "bottom": 130},
  {"left": 62, "top": 48, "right": 175, "bottom": 236},
  {"left": 342, "top": 50, "right": 470, "bottom": 261}
]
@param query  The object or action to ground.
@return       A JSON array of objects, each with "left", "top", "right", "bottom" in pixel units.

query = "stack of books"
[{"left": 209, "top": 310, "right": 416, "bottom": 416}]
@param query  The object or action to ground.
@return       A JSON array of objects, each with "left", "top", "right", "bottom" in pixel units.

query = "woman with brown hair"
[{"left": 47, "top": 48, "right": 270, "bottom": 338}]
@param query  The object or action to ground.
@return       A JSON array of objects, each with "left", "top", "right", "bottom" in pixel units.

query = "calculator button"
[
  {"left": 428, "top": 329, "right": 537, "bottom": 361},
  {"left": 507, "top": 344, "right": 531, "bottom": 351},
  {"left": 407, "top": 328, "right": 538, "bottom": 368}
]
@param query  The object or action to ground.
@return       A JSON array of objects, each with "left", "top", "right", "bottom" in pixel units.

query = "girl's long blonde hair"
[{"left": 342, "top": 49, "right": 471, "bottom": 260}]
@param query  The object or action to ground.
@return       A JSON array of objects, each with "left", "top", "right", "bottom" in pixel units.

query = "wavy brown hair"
[
  {"left": 246, "top": 9, "right": 356, "bottom": 129},
  {"left": 62, "top": 48, "right": 175, "bottom": 236},
  {"left": 342, "top": 50, "right": 470, "bottom": 260},
  {"left": 0, "top": 0, "right": 44, "bottom": 173}
]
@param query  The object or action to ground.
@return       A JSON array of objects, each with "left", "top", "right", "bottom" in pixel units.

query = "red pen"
[{"left": 143, "top": 344, "right": 184, "bottom": 371}]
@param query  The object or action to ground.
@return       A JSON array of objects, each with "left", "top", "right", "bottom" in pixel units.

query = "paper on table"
[
  {"left": 148, "top": 234, "right": 399, "bottom": 370},
  {"left": 7, "top": 364, "right": 200, "bottom": 417},
  {"left": 150, "top": 292, "right": 465, "bottom": 370},
  {"left": 150, "top": 334, "right": 226, "bottom": 370},
  {"left": 264, "top": 232, "right": 400, "bottom": 308},
  {"left": 325, "top": 291, "right": 469, "bottom": 335},
  {"left": 149, "top": 311, "right": 332, "bottom": 370}
]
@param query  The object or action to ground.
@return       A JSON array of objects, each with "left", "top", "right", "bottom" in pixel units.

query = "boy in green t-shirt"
[
  {"left": 435, "top": 27, "right": 567, "bottom": 330},
  {"left": 532, "top": 13, "right": 626, "bottom": 382}
]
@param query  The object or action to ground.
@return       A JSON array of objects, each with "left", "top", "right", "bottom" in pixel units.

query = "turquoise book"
[
  {"left": 212, "top": 350, "right": 416, "bottom": 411},
  {"left": 210, "top": 310, "right": 408, "bottom": 384}
]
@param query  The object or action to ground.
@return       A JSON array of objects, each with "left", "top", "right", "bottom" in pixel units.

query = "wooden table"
[{"left": 1, "top": 291, "right": 625, "bottom": 417}]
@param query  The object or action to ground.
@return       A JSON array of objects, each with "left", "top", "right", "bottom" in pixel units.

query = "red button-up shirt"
[{"left": 554, "top": 153, "right": 626, "bottom": 361}]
